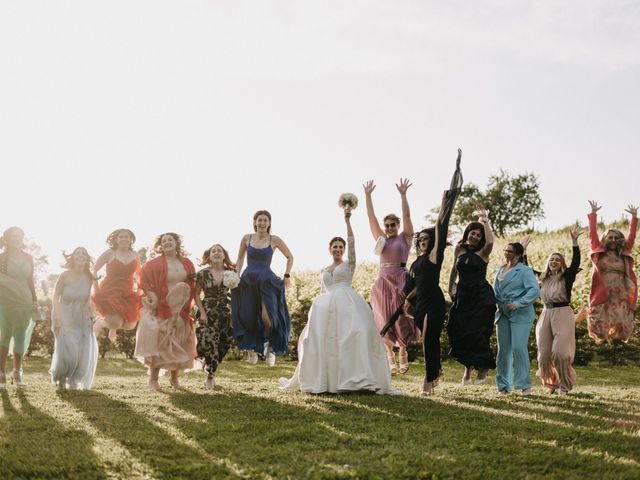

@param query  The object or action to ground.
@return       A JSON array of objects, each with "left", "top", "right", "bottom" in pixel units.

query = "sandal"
[
  {"left": 387, "top": 351, "right": 398, "bottom": 374},
  {"left": 398, "top": 349, "right": 409, "bottom": 374}
]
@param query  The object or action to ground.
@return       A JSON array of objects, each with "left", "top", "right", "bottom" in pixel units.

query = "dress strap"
[{"left": 247, "top": 234, "right": 252, "bottom": 248}]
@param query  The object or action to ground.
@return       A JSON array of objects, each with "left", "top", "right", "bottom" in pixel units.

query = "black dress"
[
  {"left": 195, "top": 269, "right": 234, "bottom": 376},
  {"left": 404, "top": 155, "right": 462, "bottom": 382},
  {"left": 447, "top": 251, "right": 497, "bottom": 369}
]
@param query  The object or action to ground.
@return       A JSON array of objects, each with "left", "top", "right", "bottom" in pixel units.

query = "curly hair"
[
  {"left": 151, "top": 232, "right": 187, "bottom": 258},
  {"left": 253, "top": 210, "right": 272, "bottom": 233},
  {"left": 62, "top": 247, "right": 96, "bottom": 280},
  {"left": 106, "top": 228, "right": 136, "bottom": 250},
  {"left": 200, "top": 244, "right": 237, "bottom": 271}
]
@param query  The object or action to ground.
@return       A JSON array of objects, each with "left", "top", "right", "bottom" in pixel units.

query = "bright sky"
[{"left": 2, "top": 1, "right": 638, "bottom": 275}]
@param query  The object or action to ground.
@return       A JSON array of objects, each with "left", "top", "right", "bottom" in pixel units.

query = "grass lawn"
[{"left": 1, "top": 357, "right": 639, "bottom": 479}]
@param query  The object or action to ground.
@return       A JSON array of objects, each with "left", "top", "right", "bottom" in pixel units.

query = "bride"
[{"left": 279, "top": 206, "right": 398, "bottom": 394}]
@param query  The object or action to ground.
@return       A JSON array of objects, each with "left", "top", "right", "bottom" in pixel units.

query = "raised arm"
[
  {"left": 396, "top": 178, "right": 414, "bottom": 243},
  {"left": 363, "top": 180, "right": 384, "bottom": 240},
  {"left": 588, "top": 200, "right": 602, "bottom": 252},
  {"left": 235, "top": 235, "right": 249, "bottom": 274},
  {"left": 273, "top": 235, "right": 294, "bottom": 289},
  {"left": 448, "top": 244, "right": 463, "bottom": 301},
  {"left": 429, "top": 151, "right": 463, "bottom": 265},
  {"left": 345, "top": 208, "right": 356, "bottom": 266},
  {"left": 476, "top": 204, "right": 494, "bottom": 260},
  {"left": 624, "top": 204, "right": 638, "bottom": 250},
  {"left": 568, "top": 226, "right": 583, "bottom": 274}
]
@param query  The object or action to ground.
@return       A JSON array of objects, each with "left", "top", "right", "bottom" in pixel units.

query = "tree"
[{"left": 453, "top": 170, "right": 544, "bottom": 236}]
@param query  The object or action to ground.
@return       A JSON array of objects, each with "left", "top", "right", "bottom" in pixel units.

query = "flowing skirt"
[
  {"left": 280, "top": 286, "right": 398, "bottom": 395},
  {"left": 371, "top": 271, "right": 419, "bottom": 348},
  {"left": 0, "top": 273, "right": 36, "bottom": 356},
  {"left": 232, "top": 269, "right": 291, "bottom": 356},
  {"left": 135, "top": 283, "right": 196, "bottom": 371},
  {"left": 49, "top": 300, "right": 98, "bottom": 390}
]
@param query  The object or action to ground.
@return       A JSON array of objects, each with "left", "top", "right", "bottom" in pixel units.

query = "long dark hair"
[
  {"left": 413, "top": 228, "right": 433, "bottom": 256},
  {"left": 508, "top": 242, "right": 525, "bottom": 263},
  {"left": 458, "top": 221, "right": 486, "bottom": 251}
]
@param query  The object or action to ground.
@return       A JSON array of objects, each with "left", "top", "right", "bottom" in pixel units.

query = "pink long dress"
[{"left": 371, "top": 235, "right": 420, "bottom": 348}]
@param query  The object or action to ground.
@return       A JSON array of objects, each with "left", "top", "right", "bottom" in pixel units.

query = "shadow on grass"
[
  {"left": 341, "top": 392, "right": 640, "bottom": 478},
  {"left": 170, "top": 386, "right": 640, "bottom": 479},
  {"left": 64, "top": 390, "right": 240, "bottom": 479},
  {"left": 0, "top": 389, "right": 107, "bottom": 480}
]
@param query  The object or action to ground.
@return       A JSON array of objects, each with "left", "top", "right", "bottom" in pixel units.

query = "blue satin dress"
[{"left": 232, "top": 238, "right": 291, "bottom": 356}]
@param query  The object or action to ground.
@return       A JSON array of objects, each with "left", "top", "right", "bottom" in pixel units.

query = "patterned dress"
[
  {"left": 195, "top": 269, "right": 233, "bottom": 376},
  {"left": 588, "top": 253, "right": 635, "bottom": 342}
]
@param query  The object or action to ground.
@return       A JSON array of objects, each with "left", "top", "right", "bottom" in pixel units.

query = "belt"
[
  {"left": 544, "top": 301, "right": 570, "bottom": 309},
  {"left": 380, "top": 262, "right": 406, "bottom": 268}
]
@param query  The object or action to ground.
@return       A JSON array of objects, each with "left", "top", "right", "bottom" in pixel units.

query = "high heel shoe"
[
  {"left": 398, "top": 350, "right": 409, "bottom": 374},
  {"left": 265, "top": 345, "right": 276, "bottom": 367},
  {"left": 12, "top": 369, "right": 26, "bottom": 387},
  {"left": 387, "top": 351, "right": 398, "bottom": 375},
  {"left": 0, "top": 371, "right": 6, "bottom": 390},
  {"left": 247, "top": 351, "right": 258, "bottom": 365},
  {"left": 205, "top": 375, "right": 215, "bottom": 390},
  {"left": 474, "top": 368, "right": 489, "bottom": 385},
  {"left": 461, "top": 367, "right": 473, "bottom": 386},
  {"left": 420, "top": 376, "right": 433, "bottom": 397}
]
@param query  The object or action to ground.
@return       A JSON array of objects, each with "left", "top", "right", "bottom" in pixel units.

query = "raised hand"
[
  {"left": 570, "top": 226, "right": 584, "bottom": 241},
  {"left": 475, "top": 203, "right": 489, "bottom": 220},
  {"left": 344, "top": 206, "right": 352, "bottom": 220},
  {"left": 395, "top": 178, "right": 413, "bottom": 195},
  {"left": 520, "top": 236, "right": 531, "bottom": 250},
  {"left": 625, "top": 204, "right": 638, "bottom": 218},
  {"left": 588, "top": 200, "right": 601, "bottom": 213},
  {"left": 363, "top": 180, "right": 376, "bottom": 196}
]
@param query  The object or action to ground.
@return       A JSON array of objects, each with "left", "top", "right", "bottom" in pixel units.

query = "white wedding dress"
[{"left": 279, "top": 237, "right": 398, "bottom": 395}]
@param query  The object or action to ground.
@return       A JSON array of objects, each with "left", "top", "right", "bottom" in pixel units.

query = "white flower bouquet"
[
  {"left": 338, "top": 193, "right": 358, "bottom": 210},
  {"left": 223, "top": 270, "right": 241, "bottom": 289}
]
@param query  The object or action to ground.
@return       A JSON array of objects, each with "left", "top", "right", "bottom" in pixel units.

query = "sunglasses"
[
  {"left": 503, "top": 249, "right": 515, "bottom": 254},
  {"left": 384, "top": 222, "right": 397, "bottom": 228},
  {"left": 418, "top": 237, "right": 429, "bottom": 242}
]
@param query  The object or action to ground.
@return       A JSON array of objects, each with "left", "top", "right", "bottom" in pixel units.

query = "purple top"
[{"left": 379, "top": 234, "right": 410, "bottom": 274}]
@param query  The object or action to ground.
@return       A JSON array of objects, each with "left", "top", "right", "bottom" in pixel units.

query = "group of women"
[{"left": 0, "top": 152, "right": 637, "bottom": 396}]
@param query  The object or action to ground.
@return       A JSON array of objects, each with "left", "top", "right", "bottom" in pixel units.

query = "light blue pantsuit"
[{"left": 494, "top": 263, "right": 540, "bottom": 392}]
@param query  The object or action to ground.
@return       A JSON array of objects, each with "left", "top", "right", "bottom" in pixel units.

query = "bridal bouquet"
[
  {"left": 223, "top": 270, "right": 241, "bottom": 289},
  {"left": 338, "top": 193, "right": 358, "bottom": 210}
]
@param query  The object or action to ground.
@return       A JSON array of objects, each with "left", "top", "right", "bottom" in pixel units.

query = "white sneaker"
[
  {"left": 266, "top": 346, "right": 276, "bottom": 367},
  {"left": 247, "top": 351, "right": 258, "bottom": 365}
]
